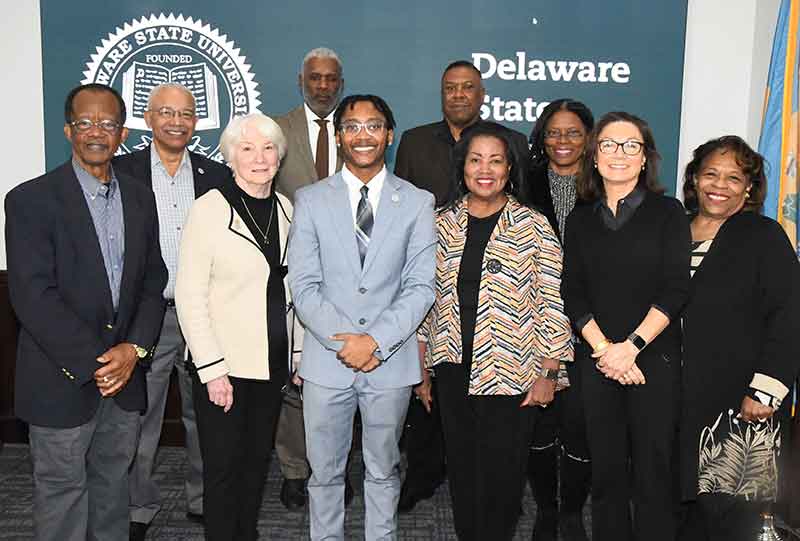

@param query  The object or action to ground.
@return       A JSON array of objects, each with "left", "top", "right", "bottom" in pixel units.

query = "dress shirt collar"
[
  {"left": 151, "top": 146, "right": 192, "bottom": 178},
  {"left": 304, "top": 102, "right": 335, "bottom": 125},
  {"left": 342, "top": 164, "right": 386, "bottom": 193},
  {"left": 593, "top": 185, "right": 646, "bottom": 230},
  {"left": 342, "top": 164, "right": 386, "bottom": 215},
  {"left": 72, "top": 158, "right": 118, "bottom": 200}
]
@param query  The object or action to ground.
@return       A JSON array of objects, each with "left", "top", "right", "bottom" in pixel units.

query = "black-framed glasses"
[
  {"left": 339, "top": 120, "right": 386, "bottom": 136},
  {"left": 544, "top": 129, "right": 585, "bottom": 141},
  {"left": 70, "top": 119, "right": 122, "bottom": 133},
  {"left": 151, "top": 107, "right": 196, "bottom": 120},
  {"left": 597, "top": 139, "right": 644, "bottom": 156}
]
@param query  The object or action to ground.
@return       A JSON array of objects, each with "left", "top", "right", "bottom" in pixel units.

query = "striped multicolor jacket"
[{"left": 419, "top": 196, "right": 574, "bottom": 395}]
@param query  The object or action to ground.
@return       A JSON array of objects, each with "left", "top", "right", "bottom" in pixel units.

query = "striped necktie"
[{"left": 356, "top": 185, "right": 373, "bottom": 266}]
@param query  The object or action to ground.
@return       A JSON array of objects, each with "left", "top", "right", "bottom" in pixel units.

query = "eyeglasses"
[
  {"left": 544, "top": 129, "right": 585, "bottom": 141},
  {"left": 597, "top": 139, "right": 644, "bottom": 156},
  {"left": 151, "top": 107, "right": 196, "bottom": 120},
  {"left": 339, "top": 121, "right": 386, "bottom": 136},
  {"left": 70, "top": 119, "right": 122, "bottom": 133}
]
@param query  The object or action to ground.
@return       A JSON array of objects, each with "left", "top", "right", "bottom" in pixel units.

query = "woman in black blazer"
[
  {"left": 678, "top": 136, "right": 800, "bottom": 541},
  {"left": 525, "top": 99, "right": 594, "bottom": 541}
]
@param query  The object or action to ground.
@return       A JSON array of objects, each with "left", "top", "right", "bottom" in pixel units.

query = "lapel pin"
[
  {"left": 198, "top": 167, "right": 205, "bottom": 175},
  {"left": 391, "top": 193, "right": 400, "bottom": 203}
]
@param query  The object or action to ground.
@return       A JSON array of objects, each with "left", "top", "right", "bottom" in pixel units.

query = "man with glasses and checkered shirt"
[
  {"left": 5, "top": 83, "right": 167, "bottom": 541},
  {"left": 113, "top": 83, "right": 232, "bottom": 541}
]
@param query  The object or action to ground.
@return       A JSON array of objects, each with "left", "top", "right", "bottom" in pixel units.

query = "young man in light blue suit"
[{"left": 287, "top": 94, "right": 436, "bottom": 540}]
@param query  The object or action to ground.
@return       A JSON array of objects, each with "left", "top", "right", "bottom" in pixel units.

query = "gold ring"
[{"left": 103, "top": 376, "right": 109, "bottom": 383}]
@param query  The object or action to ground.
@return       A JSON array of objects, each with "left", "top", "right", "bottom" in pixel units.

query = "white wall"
[
  {"left": 0, "top": 0, "right": 44, "bottom": 269},
  {"left": 0, "top": 0, "right": 783, "bottom": 267},
  {"left": 676, "top": 0, "right": 780, "bottom": 196}
]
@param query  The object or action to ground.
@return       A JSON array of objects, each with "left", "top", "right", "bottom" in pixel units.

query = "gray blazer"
[
  {"left": 287, "top": 171, "right": 436, "bottom": 390},
  {"left": 274, "top": 105, "right": 343, "bottom": 202}
]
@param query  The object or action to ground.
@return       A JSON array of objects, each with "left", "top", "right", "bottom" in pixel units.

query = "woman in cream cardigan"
[{"left": 175, "top": 112, "right": 301, "bottom": 541}]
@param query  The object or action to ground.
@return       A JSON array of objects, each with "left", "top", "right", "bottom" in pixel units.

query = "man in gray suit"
[
  {"left": 273, "top": 46, "right": 346, "bottom": 511},
  {"left": 274, "top": 47, "right": 344, "bottom": 202},
  {"left": 287, "top": 94, "right": 436, "bottom": 540}
]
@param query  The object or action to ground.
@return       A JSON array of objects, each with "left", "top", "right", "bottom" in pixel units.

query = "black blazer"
[
  {"left": 112, "top": 145, "right": 232, "bottom": 197},
  {"left": 4, "top": 161, "right": 168, "bottom": 428}
]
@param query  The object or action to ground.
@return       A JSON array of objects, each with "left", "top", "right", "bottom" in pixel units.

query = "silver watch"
[{"left": 539, "top": 367, "right": 559, "bottom": 381}]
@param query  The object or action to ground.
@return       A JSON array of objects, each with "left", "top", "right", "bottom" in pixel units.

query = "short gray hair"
[
  {"left": 219, "top": 113, "right": 287, "bottom": 164},
  {"left": 301, "top": 47, "right": 342, "bottom": 75},
  {"left": 147, "top": 83, "right": 196, "bottom": 110}
]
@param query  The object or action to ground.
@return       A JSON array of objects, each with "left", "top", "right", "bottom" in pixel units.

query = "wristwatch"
[
  {"left": 539, "top": 367, "right": 559, "bottom": 381},
  {"left": 627, "top": 332, "right": 647, "bottom": 352},
  {"left": 130, "top": 343, "right": 149, "bottom": 359}
]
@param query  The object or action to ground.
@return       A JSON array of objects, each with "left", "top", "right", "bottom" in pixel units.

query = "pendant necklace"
[{"left": 240, "top": 195, "right": 275, "bottom": 246}]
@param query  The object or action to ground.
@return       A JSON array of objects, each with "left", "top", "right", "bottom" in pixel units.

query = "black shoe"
[
  {"left": 531, "top": 507, "right": 557, "bottom": 541},
  {"left": 398, "top": 483, "right": 436, "bottom": 514},
  {"left": 280, "top": 478, "right": 307, "bottom": 511},
  {"left": 129, "top": 521, "right": 149, "bottom": 541},
  {"left": 559, "top": 511, "right": 588, "bottom": 541},
  {"left": 185, "top": 512, "right": 205, "bottom": 525},
  {"left": 345, "top": 477, "right": 354, "bottom": 508}
]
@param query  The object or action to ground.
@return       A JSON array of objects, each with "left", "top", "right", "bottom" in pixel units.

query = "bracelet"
[{"left": 593, "top": 339, "right": 610, "bottom": 353}]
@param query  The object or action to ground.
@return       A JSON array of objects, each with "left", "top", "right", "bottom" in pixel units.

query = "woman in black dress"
[
  {"left": 526, "top": 99, "right": 594, "bottom": 541},
  {"left": 678, "top": 136, "right": 800, "bottom": 541},
  {"left": 560, "top": 111, "right": 690, "bottom": 541}
]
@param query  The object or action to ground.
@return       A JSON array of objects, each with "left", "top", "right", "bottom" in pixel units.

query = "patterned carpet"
[{"left": 0, "top": 443, "right": 589, "bottom": 540}]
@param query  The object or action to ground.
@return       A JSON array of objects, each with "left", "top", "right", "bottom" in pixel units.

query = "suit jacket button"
[
  {"left": 359, "top": 318, "right": 366, "bottom": 325},
  {"left": 358, "top": 287, "right": 367, "bottom": 294}
]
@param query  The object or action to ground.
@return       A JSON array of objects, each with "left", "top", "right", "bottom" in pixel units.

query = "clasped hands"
[
  {"left": 93, "top": 342, "right": 139, "bottom": 397},
  {"left": 592, "top": 340, "right": 646, "bottom": 385},
  {"left": 331, "top": 333, "right": 381, "bottom": 373}
]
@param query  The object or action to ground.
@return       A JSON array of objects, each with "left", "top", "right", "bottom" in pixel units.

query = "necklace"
[{"left": 240, "top": 195, "right": 276, "bottom": 245}]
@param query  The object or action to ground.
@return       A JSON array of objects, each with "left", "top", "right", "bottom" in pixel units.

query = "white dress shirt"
[
  {"left": 341, "top": 164, "right": 386, "bottom": 226},
  {"left": 304, "top": 103, "right": 337, "bottom": 176}
]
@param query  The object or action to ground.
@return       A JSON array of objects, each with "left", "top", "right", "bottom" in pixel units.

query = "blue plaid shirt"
[{"left": 73, "top": 159, "right": 125, "bottom": 310}]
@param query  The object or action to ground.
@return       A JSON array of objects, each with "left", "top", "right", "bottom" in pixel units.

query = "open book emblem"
[
  {"left": 81, "top": 13, "right": 261, "bottom": 163},
  {"left": 123, "top": 62, "right": 220, "bottom": 132}
]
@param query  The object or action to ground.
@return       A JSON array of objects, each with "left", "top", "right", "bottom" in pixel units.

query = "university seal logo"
[{"left": 81, "top": 13, "right": 260, "bottom": 161}]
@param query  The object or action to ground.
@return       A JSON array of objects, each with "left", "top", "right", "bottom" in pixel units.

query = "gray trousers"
[
  {"left": 129, "top": 306, "right": 203, "bottom": 523},
  {"left": 304, "top": 377, "right": 411, "bottom": 541},
  {"left": 29, "top": 397, "right": 139, "bottom": 541},
  {"left": 275, "top": 385, "right": 310, "bottom": 479}
]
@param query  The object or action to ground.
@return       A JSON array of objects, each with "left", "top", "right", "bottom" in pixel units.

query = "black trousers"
[
  {"left": 581, "top": 351, "right": 680, "bottom": 541},
  {"left": 436, "top": 363, "right": 536, "bottom": 541},
  {"left": 678, "top": 495, "right": 762, "bottom": 541},
  {"left": 529, "top": 359, "right": 591, "bottom": 514},
  {"left": 401, "top": 378, "right": 446, "bottom": 494},
  {"left": 193, "top": 375, "right": 283, "bottom": 541}
]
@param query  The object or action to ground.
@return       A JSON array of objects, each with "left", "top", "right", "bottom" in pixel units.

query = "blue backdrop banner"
[{"left": 40, "top": 1, "right": 688, "bottom": 192}]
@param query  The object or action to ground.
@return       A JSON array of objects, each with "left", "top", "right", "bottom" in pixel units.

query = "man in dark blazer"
[
  {"left": 112, "top": 83, "right": 231, "bottom": 539},
  {"left": 4, "top": 84, "right": 167, "bottom": 541},
  {"left": 393, "top": 60, "right": 530, "bottom": 513},
  {"left": 272, "top": 47, "right": 347, "bottom": 511}
]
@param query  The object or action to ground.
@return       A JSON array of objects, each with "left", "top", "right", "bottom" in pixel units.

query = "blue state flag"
[{"left": 759, "top": 0, "right": 799, "bottom": 256}]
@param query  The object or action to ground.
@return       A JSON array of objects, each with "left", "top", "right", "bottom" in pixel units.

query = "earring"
[
  {"left": 593, "top": 162, "right": 598, "bottom": 169},
  {"left": 745, "top": 189, "right": 751, "bottom": 199}
]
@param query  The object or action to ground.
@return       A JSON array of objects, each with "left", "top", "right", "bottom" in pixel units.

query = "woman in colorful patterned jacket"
[{"left": 417, "top": 121, "right": 574, "bottom": 541}]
